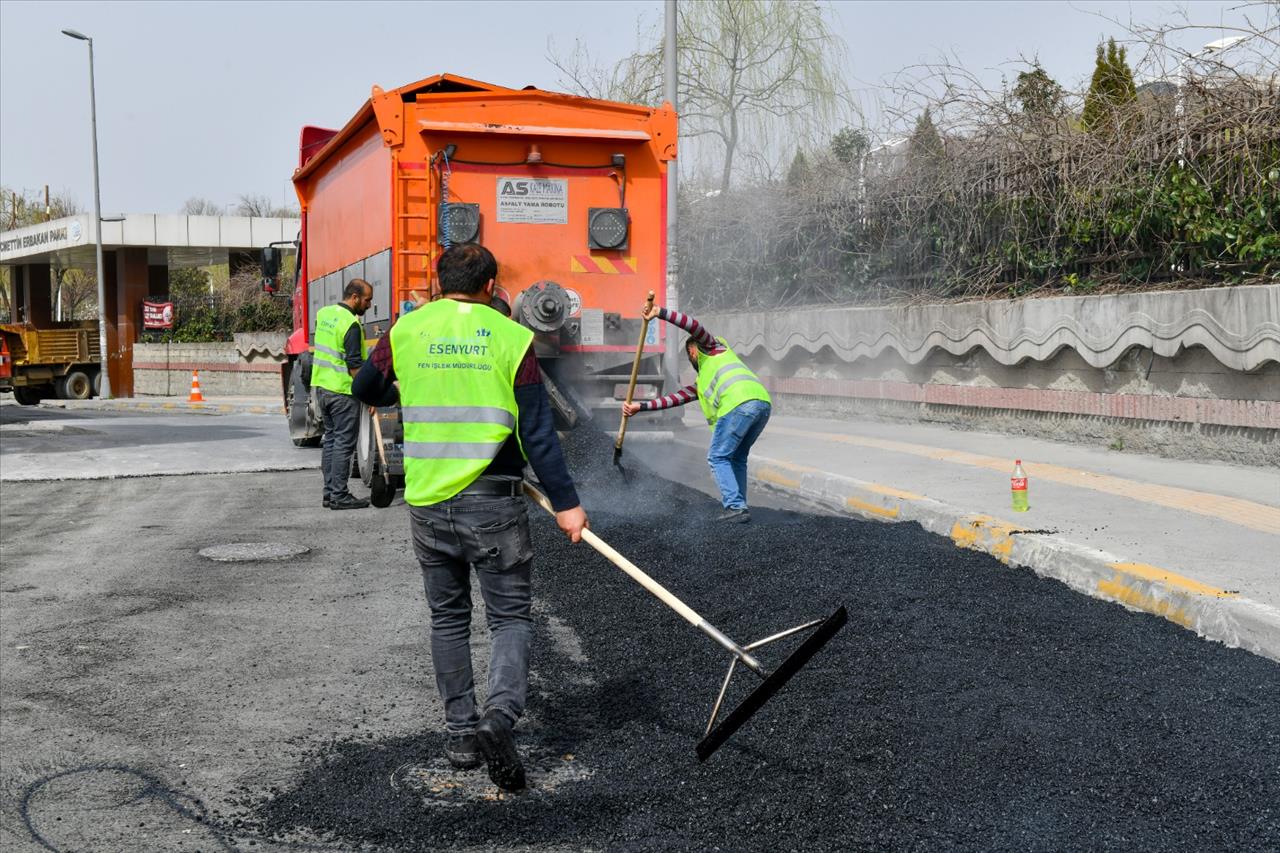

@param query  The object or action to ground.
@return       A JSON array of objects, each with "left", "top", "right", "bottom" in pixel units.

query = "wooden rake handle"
[{"left": 616, "top": 290, "right": 657, "bottom": 453}]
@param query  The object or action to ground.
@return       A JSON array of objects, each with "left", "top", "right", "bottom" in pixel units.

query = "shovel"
[
  {"left": 522, "top": 481, "right": 847, "bottom": 761},
  {"left": 613, "top": 290, "right": 656, "bottom": 476}
]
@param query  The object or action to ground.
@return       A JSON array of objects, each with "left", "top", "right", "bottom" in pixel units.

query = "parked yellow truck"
[{"left": 0, "top": 321, "right": 101, "bottom": 404}]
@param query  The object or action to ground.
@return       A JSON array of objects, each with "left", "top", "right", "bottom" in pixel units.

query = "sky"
[{"left": 0, "top": 0, "right": 1267, "bottom": 216}]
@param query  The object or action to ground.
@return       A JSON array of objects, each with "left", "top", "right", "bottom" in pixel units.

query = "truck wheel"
[
  {"left": 286, "top": 362, "right": 322, "bottom": 448},
  {"left": 357, "top": 406, "right": 376, "bottom": 487},
  {"left": 92, "top": 370, "right": 101, "bottom": 397},
  {"left": 60, "top": 370, "right": 93, "bottom": 401},
  {"left": 13, "top": 387, "right": 41, "bottom": 406}
]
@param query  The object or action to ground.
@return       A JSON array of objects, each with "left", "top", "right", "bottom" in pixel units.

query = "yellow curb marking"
[
  {"left": 767, "top": 425, "right": 1280, "bottom": 535},
  {"left": 950, "top": 514, "right": 1019, "bottom": 564},
  {"left": 846, "top": 496, "right": 899, "bottom": 519},
  {"left": 1096, "top": 578, "right": 1194, "bottom": 628},
  {"left": 1105, "top": 561, "right": 1237, "bottom": 598},
  {"left": 757, "top": 466, "right": 803, "bottom": 489}
]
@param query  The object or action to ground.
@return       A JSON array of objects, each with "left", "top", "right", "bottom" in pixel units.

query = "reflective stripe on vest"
[
  {"left": 311, "top": 304, "right": 366, "bottom": 395},
  {"left": 391, "top": 299, "right": 534, "bottom": 506},
  {"left": 695, "top": 339, "right": 772, "bottom": 426}
]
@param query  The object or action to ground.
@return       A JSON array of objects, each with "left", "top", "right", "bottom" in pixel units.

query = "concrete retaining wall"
[
  {"left": 133, "top": 333, "right": 286, "bottom": 397},
  {"left": 704, "top": 284, "right": 1279, "bottom": 465}
]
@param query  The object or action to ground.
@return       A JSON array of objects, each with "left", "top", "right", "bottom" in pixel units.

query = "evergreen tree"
[
  {"left": 1082, "top": 38, "right": 1137, "bottom": 133},
  {"left": 1013, "top": 63, "right": 1064, "bottom": 118},
  {"left": 787, "top": 150, "right": 810, "bottom": 185},
  {"left": 831, "top": 127, "right": 870, "bottom": 165},
  {"left": 908, "top": 108, "right": 944, "bottom": 164}
]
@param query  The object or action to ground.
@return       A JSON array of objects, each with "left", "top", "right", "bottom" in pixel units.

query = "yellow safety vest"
[
  {"left": 695, "top": 338, "right": 771, "bottom": 426},
  {"left": 312, "top": 304, "right": 366, "bottom": 395},
  {"left": 390, "top": 298, "right": 534, "bottom": 506}
]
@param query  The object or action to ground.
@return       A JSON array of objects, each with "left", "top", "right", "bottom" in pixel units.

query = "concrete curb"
[
  {"left": 734, "top": 448, "right": 1280, "bottom": 664},
  {"left": 37, "top": 398, "right": 282, "bottom": 417}
]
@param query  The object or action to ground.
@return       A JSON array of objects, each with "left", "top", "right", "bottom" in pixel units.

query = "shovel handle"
[
  {"left": 370, "top": 406, "right": 391, "bottom": 483},
  {"left": 521, "top": 481, "right": 701, "bottom": 626},
  {"left": 616, "top": 291, "right": 656, "bottom": 452}
]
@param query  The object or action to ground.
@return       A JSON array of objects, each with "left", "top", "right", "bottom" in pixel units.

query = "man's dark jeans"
[
  {"left": 316, "top": 386, "right": 360, "bottom": 502},
  {"left": 409, "top": 488, "right": 534, "bottom": 735}
]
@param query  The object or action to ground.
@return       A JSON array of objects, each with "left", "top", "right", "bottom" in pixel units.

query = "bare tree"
[
  {"left": 549, "top": 0, "right": 853, "bottom": 194},
  {"left": 234, "top": 193, "right": 298, "bottom": 218},
  {"left": 182, "top": 197, "right": 223, "bottom": 215}
]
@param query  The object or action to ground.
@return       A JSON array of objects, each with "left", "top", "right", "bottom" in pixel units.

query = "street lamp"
[{"left": 61, "top": 27, "right": 111, "bottom": 399}]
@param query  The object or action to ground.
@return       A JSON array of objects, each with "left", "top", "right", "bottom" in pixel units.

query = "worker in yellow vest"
[
  {"left": 623, "top": 305, "right": 772, "bottom": 523},
  {"left": 353, "top": 244, "right": 587, "bottom": 793},
  {"left": 312, "top": 279, "right": 374, "bottom": 510}
]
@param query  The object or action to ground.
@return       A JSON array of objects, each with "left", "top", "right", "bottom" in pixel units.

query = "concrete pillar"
[
  {"left": 102, "top": 250, "right": 124, "bottom": 395},
  {"left": 111, "top": 247, "right": 149, "bottom": 397},
  {"left": 14, "top": 263, "right": 54, "bottom": 326},
  {"left": 11, "top": 265, "right": 28, "bottom": 322}
]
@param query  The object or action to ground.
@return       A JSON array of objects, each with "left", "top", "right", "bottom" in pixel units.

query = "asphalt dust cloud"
[{"left": 237, "top": 426, "right": 1280, "bottom": 851}]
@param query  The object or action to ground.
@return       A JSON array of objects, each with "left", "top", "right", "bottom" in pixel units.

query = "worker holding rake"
[
  {"left": 623, "top": 305, "right": 772, "bottom": 523},
  {"left": 353, "top": 244, "right": 587, "bottom": 792}
]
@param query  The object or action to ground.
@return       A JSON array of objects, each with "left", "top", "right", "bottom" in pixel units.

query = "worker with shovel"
[
  {"left": 353, "top": 243, "right": 588, "bottom": 792},
  {"left": 622, "top": 306, "right": 772, "bottom": 523}
]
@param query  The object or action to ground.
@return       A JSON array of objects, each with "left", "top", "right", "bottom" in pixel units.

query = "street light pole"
[
  {"left": 662, "top": 0, "right": 680, "bottom": 397},
  {"left": 62, "top": 27, "right": 111, "bottom": 399}
]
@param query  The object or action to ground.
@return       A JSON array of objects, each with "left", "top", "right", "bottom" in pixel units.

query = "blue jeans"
[
  {"left": 409, "top": 491, "right": 534, "bottom": 735},
  {"left": 707, "top": 399, "right": 771, "bottom": 510},
  {"left": 316, "top": 387, "right": 359, "bottom": 502}
]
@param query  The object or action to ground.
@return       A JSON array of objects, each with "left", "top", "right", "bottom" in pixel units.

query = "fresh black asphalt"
[{"left": 242, "top": 427, "right": 1280, "bottom": 851}]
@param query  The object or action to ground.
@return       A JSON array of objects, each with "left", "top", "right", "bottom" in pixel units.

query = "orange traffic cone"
[{"left": 188, "top": 370, "right": 205, "bottom": 403}]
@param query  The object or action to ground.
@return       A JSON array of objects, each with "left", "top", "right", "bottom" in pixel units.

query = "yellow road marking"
[
  {"left": 1106, "top": 561, "right": 1237, "bottom": 598},
  {"left": 767, "top": 425, "right": 1280, "bottom": 535},
  {"left": 846, "top": 496, "right": 899, "bottom": 518},
  {"left": 950, "top": 514, "right": 1019, "bottom": 564}
]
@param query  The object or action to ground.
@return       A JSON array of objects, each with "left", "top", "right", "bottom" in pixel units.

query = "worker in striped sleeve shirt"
[{"left": 622, "top": 305, "right": 772, "bottom": 523}]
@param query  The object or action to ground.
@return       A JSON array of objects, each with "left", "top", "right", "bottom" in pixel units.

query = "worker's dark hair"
[
  {"left": 343, "top": 278, "right": 371, "bottom": 299},
  {"left": 438, "top": 243, "right": 498, "bottom": 295},
  {"left": 685, "top": 335, "right": 713, "bottom": 355}
]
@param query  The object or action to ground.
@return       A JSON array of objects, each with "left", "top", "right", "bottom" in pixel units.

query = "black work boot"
[
  {"left": 475, "top": 709, "right": 526, "bottom": 792},
  {"left": 330, "top": 495, "right": 370, "bottom": 510},
  {"left": 717, "top": 508, "right": 751, "bottom": 523},
  {"left": 445, "top": 733, "right": 481, "bottom": 770}
]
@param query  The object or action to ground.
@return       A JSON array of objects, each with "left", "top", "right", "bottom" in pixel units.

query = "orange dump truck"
[{"left": 280, "top": 73, "right": 677, "bottom": 492}]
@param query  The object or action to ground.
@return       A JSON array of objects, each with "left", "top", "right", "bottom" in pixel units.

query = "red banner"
[{"left": 142, "top": 301, "right": 175, "bottom": 330}]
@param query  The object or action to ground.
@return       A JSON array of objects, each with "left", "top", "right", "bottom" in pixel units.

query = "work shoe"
[
  {"left": 476, "top": 710, "right": 526, "bottom": 792},
  {"left": 717, "top": 508, "right": 751, "bottom": 523},
  {"left": 445, "top": 733, "right": 482, "bottom": 770},
  {"left": 330, "top": 495, "right": 370, "bottom": 510}
]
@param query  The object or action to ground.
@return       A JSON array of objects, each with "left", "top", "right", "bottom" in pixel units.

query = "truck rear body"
[{"left": 283, "top": 73, "right": 678, "bottom": 452}]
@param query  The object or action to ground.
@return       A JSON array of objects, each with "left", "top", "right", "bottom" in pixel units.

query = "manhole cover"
[
  {"left": 390, "top": 752, "right": 591, "bottom": 806},
  {"left": 198, "top": 543, "right": 309, "bottom": 562}
]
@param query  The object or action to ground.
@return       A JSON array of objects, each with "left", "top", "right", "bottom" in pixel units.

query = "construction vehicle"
[
  {"left": 0, "top": 320, "right": 101, "bottom": 404},
  {"left": 277, "top": 73, "right": 678, "bottom": 497}
]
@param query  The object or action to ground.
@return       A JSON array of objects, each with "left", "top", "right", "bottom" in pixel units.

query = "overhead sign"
[
  {"left": 496, "top": 177, "right": 568, "bottom": 224},
  {"left": 142, "top": 301, "right": 175, "bottom": 330}
]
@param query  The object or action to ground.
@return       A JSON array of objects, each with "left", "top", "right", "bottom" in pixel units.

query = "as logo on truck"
[{"left": 496, "top": 176, "right": 568, "bottom": 225}]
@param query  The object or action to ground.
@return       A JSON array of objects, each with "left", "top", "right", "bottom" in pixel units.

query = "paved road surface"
[{"left": 2, "top": 415, "right": 1276, "bottom": 851}]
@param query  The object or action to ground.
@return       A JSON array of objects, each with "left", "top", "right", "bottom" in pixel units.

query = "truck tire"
[
  {"left": 60, "top": 370, "right": 93, "bottom": 401},
  {"left": 92, "top": 370, "right": 101, "bottom": 397},
  {"left": 13, "top": 386, "right": 41, "bottom": 406},
  {"left": 286, "top": 357, "right": 322, "bottom": 448}
]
